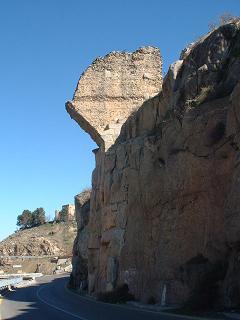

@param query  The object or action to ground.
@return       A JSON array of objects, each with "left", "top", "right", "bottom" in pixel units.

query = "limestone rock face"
[
  {"left": 67, "top": 20, "right": 240, "bottom": 307},
  {"left": 70, "top": 189, "right": 91, "bottom": 290},
  {"left": 66, "top": 47, "right": 162, "bottom": 150}
]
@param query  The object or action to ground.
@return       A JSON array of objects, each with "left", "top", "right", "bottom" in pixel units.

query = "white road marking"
[
  {"left": 37, "top": 278, "right": 215, "bottom": 320},
  {"left": 0, "top": 296, "right": 2, "bottom": 320},
  {"left": 36, "top": 286, "right": 88, "bottom": 320}
]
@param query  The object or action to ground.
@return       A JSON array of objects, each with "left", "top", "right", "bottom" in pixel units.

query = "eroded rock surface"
[
  {"left": 67, "top": 20, "right": 240, "bottom": 308},
  {"left": 66, "top": 47, "right": 162, "bottom": 150},
  {"left": 70, "top": 189, "right": 91, "bottom": 290}
]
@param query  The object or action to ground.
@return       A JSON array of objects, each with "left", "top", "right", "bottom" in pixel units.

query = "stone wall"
[
  {"left": 56, "top": 204, "right": 75, "bottom": 222},
  {"left": 67, "top": 21, "right": 240, "bottom": 307},
  {"left": 66, "top": 46, "right": 162, "bottom": 150}
]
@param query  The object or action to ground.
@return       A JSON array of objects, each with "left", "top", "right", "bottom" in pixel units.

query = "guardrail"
[
  {"left": 0, "top": 273, "right": 42, "bottom": 279},
  {"left": 0, "top": 255, "right": 55, "bottom": 259},
  {"left": 0, "top": 255, "right": 73, "bottom": 259},
  {"left": 0, "top": 277, "right": 23, "bottom": 291}
]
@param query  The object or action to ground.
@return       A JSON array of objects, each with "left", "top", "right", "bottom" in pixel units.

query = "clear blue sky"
[{"left": 0, "top": 0, "right": 239, "bottom": 241}]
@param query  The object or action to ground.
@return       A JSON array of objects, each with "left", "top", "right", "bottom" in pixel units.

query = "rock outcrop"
[
  {"left": 66, "top": 47, "right": 162, "bottom": 150},
  {"left": 67, "top": 20, "right": 240, "bottom": 308},
  {"left": 70, "top": 189, "right": 91, "bottom": 290}
]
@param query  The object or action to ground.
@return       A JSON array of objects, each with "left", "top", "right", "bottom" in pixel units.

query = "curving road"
[{"left": 1, "top": 275, "right": 185, "bottom": 320}]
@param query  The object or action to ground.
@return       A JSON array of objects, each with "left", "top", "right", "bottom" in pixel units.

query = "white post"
[{"left": 161, "top": 284, "right": 167, "bottom": 307}]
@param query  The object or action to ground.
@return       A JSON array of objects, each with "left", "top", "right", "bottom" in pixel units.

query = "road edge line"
[
  {"left": 36, "top": 285, "right": 88, "bottom": 320},
  {"left": 64, "top": 285, "right": 222, "bottom": 320},
  {"left": 0, "top": 294, "right": 2, "bottom": 320}
]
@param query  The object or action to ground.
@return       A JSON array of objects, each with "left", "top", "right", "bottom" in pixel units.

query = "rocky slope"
[
  {"left": 0, "top": 221, "right": 77, "bottom": 257},
  {"left": 68, "top": 20, "right": 240, "bottom": 308}
]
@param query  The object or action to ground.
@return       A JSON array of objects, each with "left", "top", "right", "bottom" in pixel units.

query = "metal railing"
[
  {"left": 0, "top": 277, "right": 23, "bottom": 290},
  {"left": 0, "top": 255, "right": 72, "bottom": 259},
  {"left": 0, "top": 273, "right": 42, "bottom": 279}
]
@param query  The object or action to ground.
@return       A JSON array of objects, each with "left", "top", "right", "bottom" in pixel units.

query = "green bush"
[{"left": 97, "top": 284, "right": 135, "bottom": 304}]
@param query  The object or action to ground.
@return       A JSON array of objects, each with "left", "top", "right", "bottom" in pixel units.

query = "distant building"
[
  {"left": 55, "top": 204, "right": 75, "bottom": 222},
  {"left": 55, "top": 210, "right": 60, "bottom": 221}
]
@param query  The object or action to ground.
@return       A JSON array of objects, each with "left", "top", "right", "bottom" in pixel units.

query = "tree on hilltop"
[
  {"left": 32, "top": 207, "right": 46, "bottom": 226},
  {"left": 16, "top": 207, "right": 46, "bottom": 229},
  {"left": 17, "top": 209, "right": 33, "bottom": 229}
]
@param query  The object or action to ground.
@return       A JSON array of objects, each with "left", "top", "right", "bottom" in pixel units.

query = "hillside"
[
  {"left": 0, "top": 221, "right": 77, "bottom": 275},
  {"left": 0, "top": 221, "right": 77, "bottom": 257}
]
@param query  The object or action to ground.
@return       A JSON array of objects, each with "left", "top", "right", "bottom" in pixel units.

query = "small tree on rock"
[{"left": 208, "top": 13, "right": 239, "bottom": 31}]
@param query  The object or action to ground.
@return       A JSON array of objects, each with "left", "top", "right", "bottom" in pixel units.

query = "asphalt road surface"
[{"left": 1, "top": 275, "right": 186, "bottom": 320}]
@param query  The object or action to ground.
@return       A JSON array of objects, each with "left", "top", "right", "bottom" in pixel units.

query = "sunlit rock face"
[
  {"left": 70, "top": 189, "right": 91, "bottom": 290},
  {"left": 67, "top": 20, "right": 240, "bottom": 308},
  {"left": 66, "top": 47, "right": 162, "bottom": 150}
]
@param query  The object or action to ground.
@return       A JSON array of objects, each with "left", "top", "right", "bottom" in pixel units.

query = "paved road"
[{"left": 0, "top": 275, "right": 185, "bottom": 320}]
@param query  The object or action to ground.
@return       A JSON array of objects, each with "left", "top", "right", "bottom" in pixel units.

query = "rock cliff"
[
  {"left": 67, "top": 20, "right": 240, "bottom": 308},
  {"left": 70, "top": 189, "right": 91, "bottom": 290}
]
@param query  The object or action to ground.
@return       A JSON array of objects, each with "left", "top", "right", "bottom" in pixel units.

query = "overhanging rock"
[{"left": 66, "top": 46, "right": 163, "bottom": 150}]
